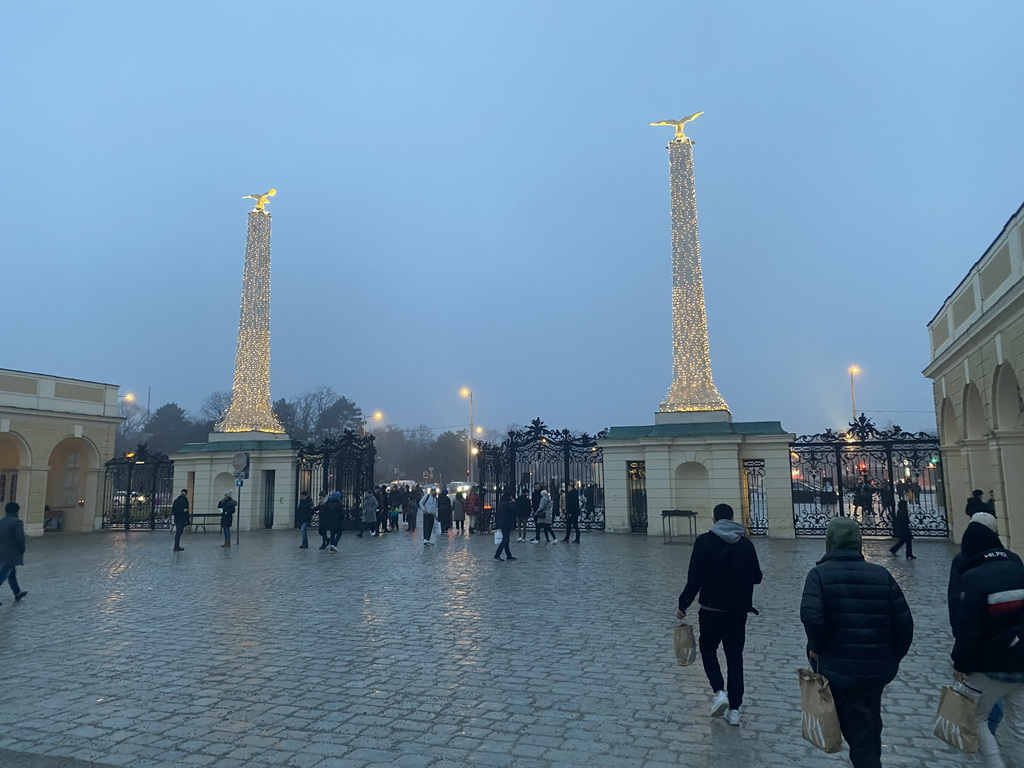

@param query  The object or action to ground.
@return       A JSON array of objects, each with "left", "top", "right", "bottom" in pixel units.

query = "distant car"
[
  {"left": 448, "top": 482, "right": 477, "bottom": 496},
  {"left": 791, "top": 481, "right": 820, "bottom": 504}
]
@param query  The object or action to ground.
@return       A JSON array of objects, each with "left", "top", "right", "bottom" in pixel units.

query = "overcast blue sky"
[{"left": 3, "top": 1, "right": 1022, "bottom": 437}]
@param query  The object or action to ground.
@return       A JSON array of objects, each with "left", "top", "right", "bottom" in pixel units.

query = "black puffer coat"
[
  {"left": 800, "top": 549, "right": 914, "bottom": 690},
  {"left": 951, "top": 546, "right": 1024, "bottom": 675}
]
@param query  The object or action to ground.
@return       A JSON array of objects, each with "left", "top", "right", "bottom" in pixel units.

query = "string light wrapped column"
[
  {"left": 216, "top": 208, "right": 285, "bottom": 433},
  {"left": 659, "top": 137, "right": 729, "bottom": 414}
]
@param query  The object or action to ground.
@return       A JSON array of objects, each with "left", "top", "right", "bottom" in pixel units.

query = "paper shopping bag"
[
  {"left": 797, "top": 668, "right": 842, "bottom": 754},
  {"left": 673, "top": 624, "right": 697, "bottom": 666},
  {"left": 933, "top": 684, "right": 979, "bottom": 753}
]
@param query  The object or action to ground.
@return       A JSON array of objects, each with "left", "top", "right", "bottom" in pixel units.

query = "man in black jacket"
[
  {"left": 493, "top": 491, "right": 517, "bottom": 562},
  {"left": 800, "top": 516, "right": 913, "bottom": 768},
  {"left": 675, "top": 503, "right": 762, "bottom": 726},
  {"left": 562, "top": 485, "right": 581, "bottom": 543},
  {"left": 171, "top": 489, "right": 189, "bottom": 552},
  {"left": 951, "top": 517, "right": 1024, "bottom": 767},
  {"left": 0, "top": 502, "right": 27, "bottom": 604}
]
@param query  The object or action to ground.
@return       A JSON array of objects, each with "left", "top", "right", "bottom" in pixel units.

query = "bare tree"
[
  {"left": 115, "top": 400, "right": 148, "bottom": 455},
  {"left": 197, "top": 390, "right": 233, "bottom": 424},
  {"left": 291, "top": 385, "right": 339, "bottom": 442}
]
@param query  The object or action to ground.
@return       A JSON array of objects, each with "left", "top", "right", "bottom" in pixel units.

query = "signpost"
[{"left": 232, "top": 453, "right": 249, "bottom": 545}]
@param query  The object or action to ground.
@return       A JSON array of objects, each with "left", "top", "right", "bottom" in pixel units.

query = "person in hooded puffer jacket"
[
  {"left": 675, "top": 503, "right": 763, "bottom": 727},
  {"left": 951, "top": 514, "right": 1024, "bottom": 768},
  {"left": 800, "top": 516, "right": 913, "bottom": 768}
]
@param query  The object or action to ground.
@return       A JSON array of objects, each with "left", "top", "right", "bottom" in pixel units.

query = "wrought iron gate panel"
[
  {"left": 476, "top": 418, "right": 605, "bottom": 530},
  {"left": 627, "top": 461, "right": 648, "bottom": 533},
  {"left": 791, "top": 415, "right": 947, "bottom": 537},
  {"left": 297, "top": 430, "right": 376, "bottom": 529},
  {"left": 102, "top": 444, "right": 175, "bottom": 530},
  {"left": 742, "top": 459, "right": 768, "bottom": 535}
]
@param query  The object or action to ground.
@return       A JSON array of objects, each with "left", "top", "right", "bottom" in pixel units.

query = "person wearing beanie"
[
  {"left": 675, "top": 503, "right": 763, "bottom": 727},
  {"left": 800, "top": 516, "right": 914, "bottom": 768},
  {"left": 950, "top": 516, "right": 1024, "bottom": 765},
  {"left": 530, "top": 489, "right": 556, "bottom": 543},
  {"left": 171, "top": 489, "right": 190, "bottom": 552},
  {"left": 217, "top": 490, "right": 236, "bottom": 548},
  {"left": 0, "top": 501, "right": 28, "bottom": 605}
]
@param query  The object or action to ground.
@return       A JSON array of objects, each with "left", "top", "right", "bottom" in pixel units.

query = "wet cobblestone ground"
[{"left": 0, "top": 526, "right": 981, "bottom": 767}]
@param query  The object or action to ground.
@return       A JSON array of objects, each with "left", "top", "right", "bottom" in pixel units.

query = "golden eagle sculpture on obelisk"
[
  {"left": 649, "top": 112, "right": 730, "bottom": 417},
  {"left": 215, "top": 189, "right": 286, "bottom": 433}
]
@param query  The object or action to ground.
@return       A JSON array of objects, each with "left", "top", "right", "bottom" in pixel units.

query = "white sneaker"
[
  {"left": 710, "top": 690, "right": 728, "bottom": 717},
  {"left": 550, "top": 539, "right": 557, "bottom": 544},
  {"left": 725, "top": 709, "right": 741, "bottom": 726},
  {"left": 423, "top": 540, "right": 429, "bottom": 545},
  {"left": 530, "top": 539, "right": 539, "bottom": 544},
  {"left": 516, "top": 537, "right": 524, "bottom": 542},
  {"left": 328, "top": 545, "right": 337, "bottom": 553}
]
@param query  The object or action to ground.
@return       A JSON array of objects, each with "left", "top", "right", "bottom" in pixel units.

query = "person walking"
[
  {"left": 420, "top": 488, "right": 438, "bottom": 545},
  {"left": 314, "top": 490, "right": 330, "bottom": 549},
  {"left": 217, "top": 491, "right": 236, "bottom": 548},
  {"left": 464, "top": 487, "right": 479, "bottom": 533},
  {"left": 562, "top": 484, "right": 581, "bottom": 543},
  {"left": 493, "top": 491, "right": 517, "bottom": 561},
  {"left": 0, "top": 502, "right": 28, "bottom": 605},
  {"left": 888, "top": 499, "right": 914, "bottom": 559},
  {"left": 675, "top": 503, "right": 763, "bottom": 726},
  {"left": 948, "top": 512, "right": 1006, "bottom": 738},
  {"left": 800, "top": 516, "right": 914, "bottom": 768},
  {"left": 323, "top": 491, "right": 343, "bottom": 552},
  {"left": 531, "top": 490, "right": 556, "bottom": 543},
  {"left": 453, "top": 491, "right": 466, "bottom": 533},
  {"left": 514, "top": 489, "right": 531, "bottom": 542},
  {"left": 437, "top": 486, "right": 453, "bottom": 533},
  {"left": 359, "top": 490, "right": 379, "bottom": 538},
  {"left": 171, "top": 488, "right": 189, "bottom": 552},
  {"left": 296, "top": 490, "right": 313, "bottom": 549}
]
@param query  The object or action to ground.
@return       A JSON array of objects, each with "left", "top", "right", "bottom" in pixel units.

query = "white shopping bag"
[{"left": 494, "top": 529, "right": 503, "bottom": 545}]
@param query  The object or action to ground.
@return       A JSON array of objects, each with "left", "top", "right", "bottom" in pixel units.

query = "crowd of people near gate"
[{"left": 290, "top": 481, "right": 595, "bottom": 554}]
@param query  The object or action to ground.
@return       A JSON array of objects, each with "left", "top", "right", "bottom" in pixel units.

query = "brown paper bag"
[
  {"left": 673, "top": 624, "right": 697, "bottom": 666},
  {"left": 797, "top": 668, "right": 842, "bottom": 754},
  {"left": 933, "top": 685, "right": 979, "bottom": 753}
]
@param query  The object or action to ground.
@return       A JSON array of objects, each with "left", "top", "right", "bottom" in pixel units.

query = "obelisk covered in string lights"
[
  {"left": 215, "top": 189, "right": 285, "bottom": 434},
  {"left": 649, "top": 113, "right": 730, "bottom": 418}
]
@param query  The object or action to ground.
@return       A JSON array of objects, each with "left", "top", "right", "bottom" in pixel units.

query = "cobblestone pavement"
[{"left": 0, "top": 526, "right": 983, "bottom": 768}]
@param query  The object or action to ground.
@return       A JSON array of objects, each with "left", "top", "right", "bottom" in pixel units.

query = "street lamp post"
[
  {"left": 849, "top": 366, "right": 860, "bottom": 422},
  {"left": 460, "top": 388, "right": 474, "bottom": 483}
]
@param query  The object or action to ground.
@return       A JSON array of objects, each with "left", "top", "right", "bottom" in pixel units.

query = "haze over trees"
[{"left": 114, "top": 386, "right": 506, "bottom": 485}]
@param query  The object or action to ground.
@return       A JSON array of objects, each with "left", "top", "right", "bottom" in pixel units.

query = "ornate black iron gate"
[
  {"left": 476, "top": 418, "right": 606, "bottom": 531},
  {"left": 743, "top": 459, "right": 768, "bottom": 535},
  {"left": 790, "top": 415, "right": 947, "bottom": 537},
  {"left": 296, "top": 430, "right": 376, "bottom": 529},
  {"left": 102, "top": 444, "right": 176, "bottom": 530}
]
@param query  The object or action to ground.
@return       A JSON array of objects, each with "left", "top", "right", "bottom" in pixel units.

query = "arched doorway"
[
  {"left": 46, "top": 437, "right": 100, "bottom": 532},
  {"left": 674, "top": 461, "right": 710, "bottom": 519},
  {"left": 0, "top": 432, "right": 30, "bottom": 508}
]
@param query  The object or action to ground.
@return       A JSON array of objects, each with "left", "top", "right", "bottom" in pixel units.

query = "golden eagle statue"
[
  {"left": 242, "top": 188, "right": 277, "bottom": 211},
  {"left": 648, "top": 112, "right": 704, "bottom": 141}
]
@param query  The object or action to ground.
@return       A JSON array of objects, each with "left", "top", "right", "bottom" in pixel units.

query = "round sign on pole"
[{"left": 232, "top": 453, "right": 248, "bottom": 472}]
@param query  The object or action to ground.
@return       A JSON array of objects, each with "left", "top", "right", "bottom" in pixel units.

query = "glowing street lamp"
[
  {"left": 460, "top": 388, "right": 474, "bottom": 483},
  {"left": 849, "top": 366, "right": 860, "bottom": 422}
]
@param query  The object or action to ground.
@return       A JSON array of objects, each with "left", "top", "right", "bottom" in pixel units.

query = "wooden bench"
[{"left": 189, "top": 514, "right": 221, "bottom": 533}]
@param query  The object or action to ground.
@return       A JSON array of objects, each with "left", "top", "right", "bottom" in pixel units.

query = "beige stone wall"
[
  {"left": 0, "top": 369, "right": 120, "bottom": 535},
  {"left": 925, "top": 202, "right": 1024, "bottom": 548}
]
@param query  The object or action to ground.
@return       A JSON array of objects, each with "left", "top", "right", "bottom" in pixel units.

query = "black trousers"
[
  {"left": 533, "top": 522, "right": 555, "bottom": 541},
  {"left": 495, "top": 527, "right": 513, "bottom": 558},
  {"left": 563, "top": 514, "right": 580, "bottom": 541},
  {"left": 698, "top": 609, "right": 747, "bottom": 710},
  {"left": 173, "top": 519, "right": 186, "bottom": 548},
  {"left": 831, "top": 685, "right": 884, "bottom": 768},
  {"left": 889, "top": 537, "right": 914, "bottom": 557},
  {"left": 423, "top": 513, "right": 435, "bottom": 540}
]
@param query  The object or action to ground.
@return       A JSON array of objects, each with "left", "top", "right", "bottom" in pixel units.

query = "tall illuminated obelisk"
[
  {"left": 649, "top": 113, "right": 730, "bottom": 418},
  {"left": 216, "top": 189, "right": 285, "bottom": 434}
]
